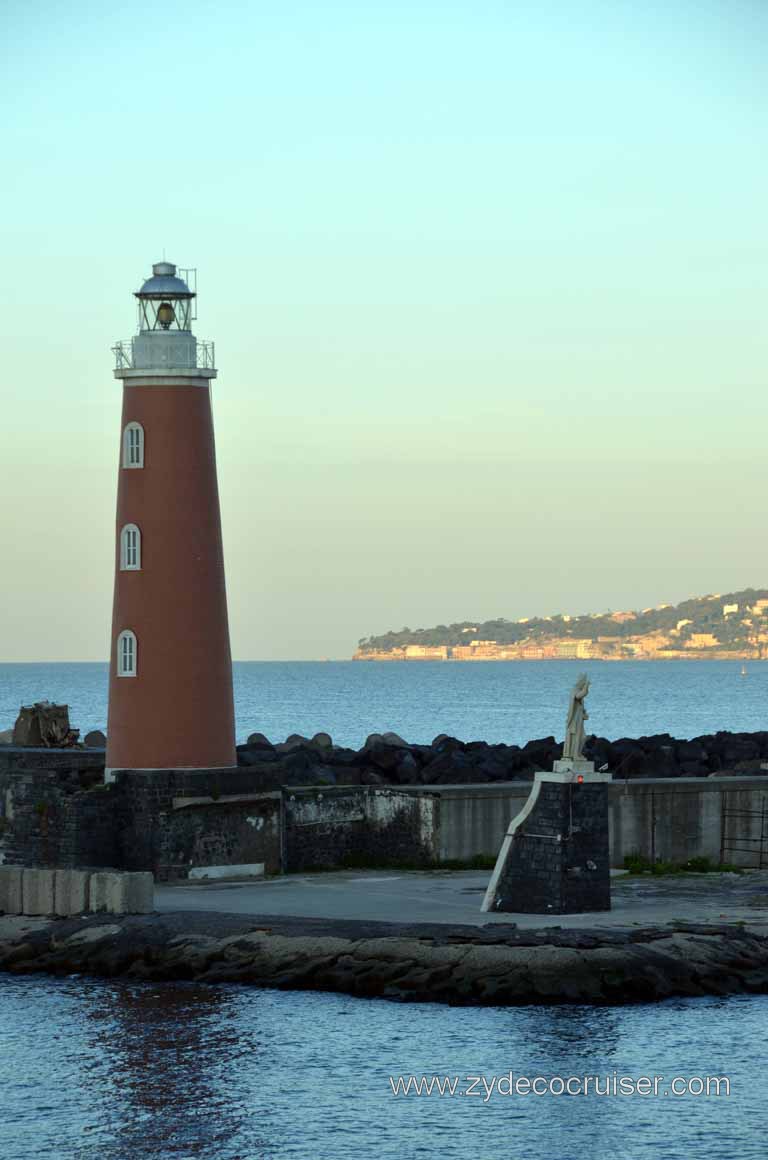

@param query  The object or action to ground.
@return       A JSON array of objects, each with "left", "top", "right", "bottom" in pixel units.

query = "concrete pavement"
[{"left": 155, "top": 868, "right": 768, "bottom": 932}]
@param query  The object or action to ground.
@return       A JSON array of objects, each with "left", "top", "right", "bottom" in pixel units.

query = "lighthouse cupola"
[
  {"left": 136, "top": 261, "right": 195, "bottom": 332},
  {"left": 113, "top": 261, "right": 216, "bottom": 379}
]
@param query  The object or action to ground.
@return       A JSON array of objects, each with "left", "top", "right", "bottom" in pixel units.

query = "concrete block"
[
  {"left": 0, "top": 866, "right": 23, "bottom": 915},
  {"left": 90, "top": 870, "right": 154, "bottom": 915},
  {"left": 88, "top": 872, "right": 118, "bottom": 914},
  {"left": 22, "top": 868, "right": 56, "bottom": 916},
  {"left": 122, "top": 872, "right": 154, "bottom": 914},
  {"left": 54, "top": 869, "right": 90, "bottom": 917},
  {"left": 189, "top": 862, "right": 264, "bottom": 881}
]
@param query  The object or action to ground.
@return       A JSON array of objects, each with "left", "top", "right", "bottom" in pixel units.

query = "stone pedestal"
[{"left": 481, "top": 762, "right": 612, "bottom": 915}]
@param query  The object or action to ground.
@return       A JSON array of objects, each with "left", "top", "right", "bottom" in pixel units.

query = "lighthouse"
[{"left": 106, "top": 262, "right": 236, "bottom": 777}]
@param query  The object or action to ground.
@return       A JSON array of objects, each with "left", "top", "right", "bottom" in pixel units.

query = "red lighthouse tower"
[{"left": 106, "top": 262, "right": 236, "bottom": 777}]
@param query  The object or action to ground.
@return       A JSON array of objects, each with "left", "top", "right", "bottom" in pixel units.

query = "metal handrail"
[
  {"left": 112, "top": 337, "right": 215, "bottom": 371},
  {"left": 112, "top": 339, "right": 135, "bottom": 369}
]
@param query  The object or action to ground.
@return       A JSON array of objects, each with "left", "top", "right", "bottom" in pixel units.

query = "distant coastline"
[
  {"left": 353, "top": 652, "right": 765, "bottom": 661},
  {"left": 354, "top": 586, "right": 768, "bottom": 662}
]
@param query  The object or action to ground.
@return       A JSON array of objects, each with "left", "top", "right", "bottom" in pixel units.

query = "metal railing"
[
  {"left": 112, "top": 339, "right": 135, "bottom": 369},
  {"left": 112, "top": 337, "right": 216, "bottom": 371},
  {"left": 720, "top": 793, "right": 768, "bottom": 868}
]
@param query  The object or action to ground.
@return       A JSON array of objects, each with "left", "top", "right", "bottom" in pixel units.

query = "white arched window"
[
  {"left": 120, "top": 524, "right": 141, "bottom": 570},
  {"left": 117, "top": 630, "right": 137, "bottom": 677},
  {"left": 123, "top": 422, "right": 144, "bottom": 468}
]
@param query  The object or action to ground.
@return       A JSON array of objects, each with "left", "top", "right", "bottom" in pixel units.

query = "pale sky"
[{"left": 1, "top": 0, "right": 766, "bottom": 661}]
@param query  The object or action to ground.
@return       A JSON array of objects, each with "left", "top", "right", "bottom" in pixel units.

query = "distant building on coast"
[{"left": 404, "top": 645, "right": 449, "bottom": 660}]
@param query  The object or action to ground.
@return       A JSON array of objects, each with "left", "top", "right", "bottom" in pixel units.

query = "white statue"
[{"left": 562, "top": 673, "right": 590, "bottom": 761}]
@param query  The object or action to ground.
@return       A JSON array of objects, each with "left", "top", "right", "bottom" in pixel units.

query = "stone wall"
[
  {"left": 284, "top": 786, "right": 439, "bottom": 871},
  {"left": 110, "top": 769, "right": 282, "bottom": 881},
  {"left": 0, "top": 769, "right": 119, "bottom": 870},
  {"left": 0, "top": 746, "right": 106, "bottom": 777},
  {"left": 0, "top": 764, "right": 281, "bottom": 880}
]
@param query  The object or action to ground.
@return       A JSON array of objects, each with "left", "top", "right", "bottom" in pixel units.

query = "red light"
[{"left": 577, "top": 775, "right": 584, "bottom": 784}]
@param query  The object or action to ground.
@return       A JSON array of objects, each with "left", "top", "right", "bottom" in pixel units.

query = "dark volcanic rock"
[
  {"left": 422, "top": 750, "right": 477, "bottom": 784},
  {"left": 521, "top": 736, "right": 559, "bottom": 769},
  {"left": 360, "top": 769, "right": 386, "bottom": 786},
  {"left": 247, "top": 732, "right": 273, "bottom": 748},
  {"left": 392, "top": 752, "right": 422, "bottom": 784},
  {"left": 679, "top": 761, "right": 709, "bottom": 777},
  {"left": 4, "top": 912, "right": 768, "bottom": 1009},
  {"left": 676, "top": 740, "right": 708, "bottom": 765},
  {"left": 380, "top": 731, "right": 409, "bottom": 748},
  {"left": 276, "top": 734, "right": 313, "bottom": 754},
  {"left": 476, "top": 756, "right": 511, "bottom": 781},
  {"left": 366, "top": 743, "right": 404, "bottom": 773},
  {"left": 235, "top": 727, "right": 768, "bottom": 788},
  {"left": 723, "top": 736, "right": 760, "bottom": 764},
  {"left": 326, "top": 746, "right": 361, "bottom": 767}
]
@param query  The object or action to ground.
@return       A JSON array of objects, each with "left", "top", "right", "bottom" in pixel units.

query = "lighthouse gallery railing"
[{"left": 112, "top": 337, "right": 216, "bottom": 371}]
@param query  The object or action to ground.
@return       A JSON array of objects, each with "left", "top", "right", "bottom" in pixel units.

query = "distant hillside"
[{"left": 354, "top": 588, "right": 768, "bottom": 661}]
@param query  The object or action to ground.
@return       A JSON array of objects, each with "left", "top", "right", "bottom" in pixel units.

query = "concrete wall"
[
  {"left": 284, "top": 785, "right": 439, "bottom": 871},
  {"left": 401, "top": 778, "right": 768, "bottom": 867},
  {"left": 418, "top": 784, "right": 531, "bottom": 862},
  {"left": 163, "top": 794, "right": 282, "bottom": 878},
  {"left": 608, "top": 778, "right": 768, "bottom": 867}
]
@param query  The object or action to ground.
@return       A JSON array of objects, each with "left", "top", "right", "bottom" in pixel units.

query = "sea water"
[
  {"left": 1, "top": 659, "right": 766, "bottom": 747},
  {"left": 1, "top": 978, "right": 766, "bottom": 1159}
]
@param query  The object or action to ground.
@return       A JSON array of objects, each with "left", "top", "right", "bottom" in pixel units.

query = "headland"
[{"left": 354, "top": 586, "right": 768, "bottom": 661}]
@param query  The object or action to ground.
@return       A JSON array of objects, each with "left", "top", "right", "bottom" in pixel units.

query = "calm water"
[
  {"left": 1, "top": 977, "right": 766, "bottom": 1160},
  {"left": 1, "top": 659, "right": 767, "bottom": 747}
]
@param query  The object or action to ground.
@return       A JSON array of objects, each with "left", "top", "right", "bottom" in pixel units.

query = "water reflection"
[
  {"left": 511, "top": 1004, "right": 623, "bottom": 1063},
  {"left": 76, "top": 981, "right": 267, "bottom": 1158}
]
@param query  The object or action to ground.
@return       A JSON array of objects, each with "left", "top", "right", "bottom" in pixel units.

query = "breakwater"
[
  {"left": 4, "top": 911, "right": 768, "bottom": 1005},
  {"left": 235, "top": 727, "right": 768, "bottom": 786}
]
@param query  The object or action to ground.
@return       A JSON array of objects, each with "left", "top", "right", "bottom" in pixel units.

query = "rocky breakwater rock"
[
  {"left": 234, "top": 728, "right": 768, "bottom": 788},
  {"left": 3, "top": 912, "right": 768, "bottom": 1006}
]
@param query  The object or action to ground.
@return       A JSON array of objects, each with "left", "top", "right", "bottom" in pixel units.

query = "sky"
[{"left": 0, "top": 0, "right": 766, "bottom": 661}]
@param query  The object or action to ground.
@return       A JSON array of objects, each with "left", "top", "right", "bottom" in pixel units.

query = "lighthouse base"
[{"left": 104, "top": 763, "right": 238, "bottom": 785}]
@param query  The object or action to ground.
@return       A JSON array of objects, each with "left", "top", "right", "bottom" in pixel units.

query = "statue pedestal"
[
  {"left": 552, "top": 759, "right": 601, "bottom": 778},
  {"left": 481, "top": 763, "right": 612, "bottom": 915}
]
